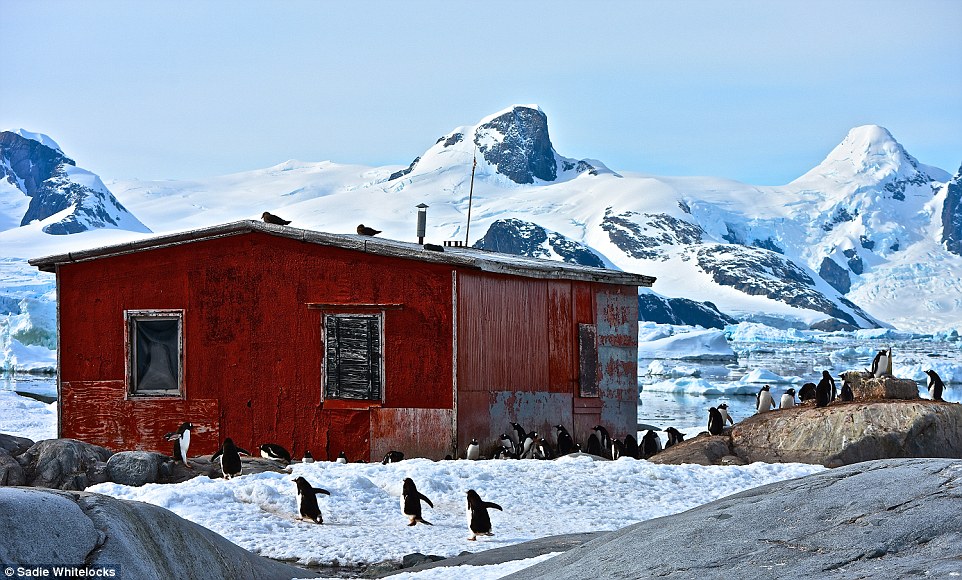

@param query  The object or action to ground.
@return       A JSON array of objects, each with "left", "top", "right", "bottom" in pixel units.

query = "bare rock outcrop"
[
  {"left": 651, "top": 400, "right": 962, "bottom": 467},
  {"left": 17, "top": 438, "right": 112, "bottom": 490}
]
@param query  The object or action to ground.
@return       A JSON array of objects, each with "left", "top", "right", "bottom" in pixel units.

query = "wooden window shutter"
[{"left": 325, "top": 314, "right": 382, "bottom": 400}]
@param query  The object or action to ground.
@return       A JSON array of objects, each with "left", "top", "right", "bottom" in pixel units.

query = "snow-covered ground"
[{"left": 0, "top": 390, "right": 56, "bottom": 442}]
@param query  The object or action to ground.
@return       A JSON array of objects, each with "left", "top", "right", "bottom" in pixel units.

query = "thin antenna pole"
[{"left": 464, "top": 146, "right": 477, "bottom": 246}]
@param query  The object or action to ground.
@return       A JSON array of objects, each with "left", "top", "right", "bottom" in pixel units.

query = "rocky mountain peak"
[{"left": 472, "top": 105, "right": 557, "bottom": 184}]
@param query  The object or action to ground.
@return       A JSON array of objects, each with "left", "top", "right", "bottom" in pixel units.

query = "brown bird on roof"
[
  {"left": 357, "top": 224, "right": 381, "bottom": 236},
  {"left": 262, "top": 212, "right": 291, "bottom": 225}
]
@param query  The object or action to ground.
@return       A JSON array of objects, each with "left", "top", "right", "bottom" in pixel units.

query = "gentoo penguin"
[
  {"left": 164, "top": 422, "right": 193, "bottom": 467},
  {"left": 925, "top": 369, "right": 946, "bottom": 402},
  {"left": 499, "top": 433, "right": 515, "bottom": 456},
  {"left": 665, "top": 427, "right": 685, "bottom": 448},
  {"left": 592, "top": 425, "right": 612, "bottom": 459},
  {"left": 382, "top": 451, "right": 404, "bottom": 464},
  {"left": 870, "top": 349, "right": 890, "bottom": 378},
  {"left": 641, "top": 429, "right": 662, "bottom": 459},
  {"left": 756, "top": 386, "right": 775, "bottom": 413},
  {"left": 815, "top": 371, "right": 835, "bottom": 408},
  {"left": 798, "top": 382, "right": 817, "bottom": 402},
  {"left": 586, "top": 433, "right": 603, "bottom": 457},
  {"left": 466, "top": 439, "right": 480, "bottom": 460},
  {"left": 259, "top": 443, "right": 291, "bottom": 464},
  {"left": 302, "top": 450, "right": 315, "bottom": 464},
  {"left": 493, "top": 446, "right": 514, "bottom": 459},
  {"left": 510, "top": 422, "right": 528, "bottom": 457},
  {"left": 401, "top": 477, "right": 434, "bottom": 526},
  {"left": 555, "top": 425, "right": 574, "bottom": 456},
  {"left": 624, "top": 434, "right": 639, "bottom": 459},
  {"left": 356, "top": 224, "right": 381, "bottom": 236},
  {"left": 212, "top": 438, "right": 249, "bottom": 479},
  {"left": 840, "top": 381, "right": 854, "bottom": 402},
  {"left": 780, "top": 388, "right": 796, "bottom": 409},
  {"left": 610, "top": 438, "right": 625, "bottom": 460},
  {"left": 335, "top": 451, "right": 348, "bottom": 464},
  {"left": 466, "top": 489, "right": 503, "bottom": 541},
  {"left": 708, "top": 407, "right": 724, "bottom": 436},
  {"left": 520, "top": 432, "right": 537, "bottom": 459},
  {"left": 292, "top": 476, "right": 330, "bottom": 524},
  {"left": 717, "top": 403, "right": 734, "bottom": 425},
  {"left": 261, "top": 211, "right": 291, "bottom": 225}
]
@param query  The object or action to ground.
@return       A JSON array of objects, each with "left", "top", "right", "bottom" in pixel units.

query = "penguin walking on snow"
[
  {"left": 717, "top": 403, "right": 734, "bottom": 426},
  {"left": 466, "top": 439, "right": 480, "bottom": 460},
  {"left": 259, "top": 443, "right": 292, "bottom": 464},
  {"left": 164, "top": 422, "right": 193, "bottom": 467},
  {"left": 401, "top": 478, "right": 434, "bottom": 526},
  {"left": 756, "top": 385, "right": 775, "bottom": 414},
  {"left": 212, "top": 438, "right": 249, "bottom": 479},
  {"left": 925, "top": 369, "right": 946, "bottom": 402},
  {"left": 555, "top": 425, "right": 574, "bottom": 456},
  {"left": 780, "top": 388, "right": 796, "bottom": 409},
  {"left": 466, "top": 489, "right": 503, "bottom": 540},
  {"left": 292, "top": 476, "right": 330, "bottom": 524},
  {"left": 708, "top": 407, "right": 724, "bottom": 436}
]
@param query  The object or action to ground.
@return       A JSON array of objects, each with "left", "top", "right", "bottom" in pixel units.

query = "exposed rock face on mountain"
[
  {"left": 0, "top": 487, "right": 319, "bottom": 579},
  {"left": 651, "top": 399, "right": 962, "bottom": 467},
  {"left": 473, "top": 106, "right": 557, "bottom": 184},
  {"left": 507, "top": 459, "right": 962, "bottom": 580},
  {"left": 0, "top": 130, "right": 149, "bottom": 235},
  {"left": 637, "top": 292, "right": 735, "bottom": 329},
  {"left": 473, "top": 218, "right": 604, "bottom": 267},
  {"left": 943, "top": 165, "right": 962, "bottom": 256},
  {"left": 602, "top": 208, "right": 704, "bottom": 261}
]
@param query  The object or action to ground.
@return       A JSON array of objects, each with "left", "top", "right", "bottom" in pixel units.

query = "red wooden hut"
[{"left": 31, "top": 221, "right": 654, "bottom": 461}]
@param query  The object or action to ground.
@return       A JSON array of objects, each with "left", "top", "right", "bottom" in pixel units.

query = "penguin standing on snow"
[
  {"left": 708, "top": 407, "right": 724, "bottom": 436},
  {"left": 925, "top": 369, "right": 946, "bottom": 402},
  {"left": 756, "top": 386, "right": 775, "bottom": 413},
  {"left": 164, "top": 422, "right": 193, "bottom": 467},
  {"left": 592, "top": 425, "right": 613, "bottom": 459},
  {"left": 401, "top": 477, "right": 434, "bottom": 526},
  {"left": 624, "top": 434, "right": 639, "bottom": 459},
  {"left": 302, "top": 450, "right": 315, "bottom": 464},
  {"left": 641, "top": 429, "right": 662, "bottom": 459},
  {"left": 292, "top": 476, "right": 330, "bottom": 524},
  {"left": 717, "top": 403, "right": 734, "bottom": 425},
  {"left": 212, "top": 438, "right": 249, "bottom": 479},
  {"left": 780, "top": 388, "right": 796, "bottom": 409},
  {"left": 510, "top": 422, "right": 528, "bottom": 457},
  {"left": 259, "top": 443, "right": 292, "bottom": 464},
  {"left": 466, "top": 439, "right": 480, "bottom": 460},
  {"left": 335, "top": 451, "right": 348, "bottom": 464},
  {"left": 382, "top": 451, "right": 404, "bottom": 464},
  {"left": 586, "top": 433, "right": 603, "bottom": 456},
  {"left": 555, "top": 425, "right": 574, "bottom": 456},
  {"left": 466, "top": 489, "right": 503, "bottom": 541}
]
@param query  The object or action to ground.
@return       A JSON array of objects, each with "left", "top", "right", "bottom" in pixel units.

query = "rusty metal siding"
[
  {"left": 371, "top": 408, "right": 454, "bottom": 460},
  {"left": 56, "top": 232, "right": 454, "bottom": 461},
  {"left": 547, "top": 281, "right": 575, "bottom": 393},
  {"left": 596, "top": 287, "right": 640, "bottom": 440}
]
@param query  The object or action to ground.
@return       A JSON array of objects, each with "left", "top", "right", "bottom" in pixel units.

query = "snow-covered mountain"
[
  {"left": 1, "top": 105, "right": 960, "bottom": 372},
  {"left": 0, "top": 130, "right": 149, "bottom": 235}
]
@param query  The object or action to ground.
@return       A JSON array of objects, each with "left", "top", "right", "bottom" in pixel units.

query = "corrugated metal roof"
[{"left": 29, "top": 220, "right": 656, "bottom": 286}]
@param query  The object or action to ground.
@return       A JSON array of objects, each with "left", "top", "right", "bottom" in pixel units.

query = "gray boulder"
[
  {"left": 651, "top": 400, "right": 962, "bottom": 467},
  {"left": 0, "top": 433, "right": 34, "bottom": 456},
  {"left": 106, "top": 451, "right": 169, "bottom": 487},
  {"left": 0, "top": 487, "right": 317, "bottom": 579},
  {"left": 507, "top": 458, "right": 962, "bottom": 579},
  {"left": 0, "top": 450, "right": 24, "bottom": 486},
  {"left": 17, "top": 438, "right": 113, "bottom": 490}
]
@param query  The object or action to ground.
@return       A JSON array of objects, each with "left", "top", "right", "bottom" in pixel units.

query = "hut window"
[
  {"left": 324, "top": 314, "right": 383, "bottom": 401},
  {"left": 126, "top": 310, "right": 184, "bottom": 397}
]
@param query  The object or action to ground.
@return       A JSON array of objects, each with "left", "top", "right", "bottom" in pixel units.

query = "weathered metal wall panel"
[
  {"left": 455, "top": 390, "right": 573, "bottom": 458},
  {"left": 371, "top": 407, "right": 454, "bottom": 460},
  {"left": 547, "top": 281, "right": 575, "bottom": 393},
  {"left": 57, "top": 232, "right": 454, "bottom": 462},
  {"left": 596, "top": 287, "right": 640, "bottom": 440}
]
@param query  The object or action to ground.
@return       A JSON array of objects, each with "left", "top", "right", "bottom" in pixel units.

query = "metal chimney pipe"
[{"left": 416, "top": 203, "right": 428, "bottom": 244}]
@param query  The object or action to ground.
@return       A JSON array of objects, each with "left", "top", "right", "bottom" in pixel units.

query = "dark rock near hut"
[
  {"left": 0, "top": 432, "right": 34, "bottom": 456},
  {"left": 17, "top": 438, "right": 113, "bottom": 490},
  {"left": 0, "top": 487, "right": 319, "bottom": 579},
  {"left": 506, "top": 458, "right": 962, "bottom": 580},
  {"left": 106, "top": 451, "right": 169, "bottom": 487},
  {"left": 0, "top": 449, "right": 25, "bottom": 486}
]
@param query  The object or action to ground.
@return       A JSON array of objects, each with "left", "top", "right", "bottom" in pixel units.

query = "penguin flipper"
[
  {"left": 211, "top": 449, "right": 223, "bottom": 461},
  {"left": 313, "top": 488, "right": 331, "bottom": 496},
  {"left": 418, "top": 493, "right": 434, "bottom": 508},
  {"left": 483, "top": 501, "right": 504, "bottom": 511},
  {"left": 236, "top": 447, "right": 251, "bottom": 456}
]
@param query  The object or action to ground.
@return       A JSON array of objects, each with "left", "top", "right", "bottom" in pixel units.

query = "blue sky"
[{"left": 2, "top": 0, "right": 960, "bottom": 185}]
